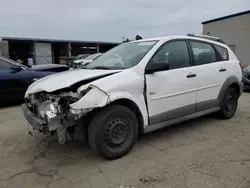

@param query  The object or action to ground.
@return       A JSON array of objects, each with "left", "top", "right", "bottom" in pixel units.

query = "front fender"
[
  {"left": 109, "top": 91, "right": 148, "bottom": 126},
  {"left": 70, "top": 85, "right": 110, "bottom": 109},
  {"left": 69, "top": 86, "right": 149, "bottom": 126}
]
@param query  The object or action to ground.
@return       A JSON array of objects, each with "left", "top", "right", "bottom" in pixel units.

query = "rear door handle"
[
  {"left": 219, "top": 68, "right": 226, "bottom": 72},
  {"left": 186, "top": 73, "right": 196, "bottom": 78}
]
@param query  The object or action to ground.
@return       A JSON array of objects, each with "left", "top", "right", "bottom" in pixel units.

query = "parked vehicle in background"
[
  {"left": 31, "top": 64, "right": 70, "bottom": 72},
  {"left": 22, "top": 35, "right": 243, "bottom": 160},
  {"left": 66, "top": 54, "right": 90, "bottom": 68},
  {"left": 65, "top": 56, "right": 75, "bottom": 66},
  {"left": 242, "top": 65, "right": 250, "bottom": 91},
  {"left": 73, "top": 53, "right": 102, "bottom": 69},
  {"left": 77, "top": 54, "right": 91, "bottom": 59},
  {"left": 0, "top": 56, "right": 55, "bottom": 105}
]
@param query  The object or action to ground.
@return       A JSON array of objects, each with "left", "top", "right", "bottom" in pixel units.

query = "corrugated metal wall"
[
  {"left": 34, "top": 42, "right": 52, "bottom": 64},
  {"left": 203, "top": 14, "right": 250, "bottom": 65},
  {"left": 0, "top": 41, "right": 9, "bottom": 57}
]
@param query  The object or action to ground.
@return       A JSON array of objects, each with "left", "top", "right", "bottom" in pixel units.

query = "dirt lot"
[{"left": 0, "top": 94, "right": 250, "bottom": 188}]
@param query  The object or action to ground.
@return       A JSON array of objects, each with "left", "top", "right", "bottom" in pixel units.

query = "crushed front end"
[{"left": 22, "top": 91, "right": 88, "bottom": 144}]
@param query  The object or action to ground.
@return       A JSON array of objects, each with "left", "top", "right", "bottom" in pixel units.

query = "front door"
[
  {"left": 145, "top": 40, "right": 198, "bottom": 124},
  {"left": 8, "top": 68, "right": 33, "bottom": 102}
]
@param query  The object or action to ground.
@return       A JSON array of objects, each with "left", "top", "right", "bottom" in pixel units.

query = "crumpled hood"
[{"left": 26, "top": 69, "right": 121, "bottom": 94}]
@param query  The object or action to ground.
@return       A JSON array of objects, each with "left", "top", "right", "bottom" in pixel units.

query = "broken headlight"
[
  {"left": 38, "top": 101, "right": 59, "bottom": 120},
  {"left": 49, "top": 103, "right": 59, "bottom": 114}
]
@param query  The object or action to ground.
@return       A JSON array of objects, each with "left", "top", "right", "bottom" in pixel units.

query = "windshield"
[
  {"left": 86, "top": 41, "right": 158, "bottom": 69},
  {"left": 84, "top": 53, "right": 100, "bottom": 60}
]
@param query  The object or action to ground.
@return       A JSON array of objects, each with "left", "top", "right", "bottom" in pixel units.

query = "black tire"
[
  {"left": 217, "top": 87, "right": 238, "bottom": 119},
  {"left": 88, "top": 104, "right": 139, "bottom": 160}
]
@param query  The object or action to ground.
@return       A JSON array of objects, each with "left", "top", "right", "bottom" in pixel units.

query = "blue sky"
[{"left": 0, "top": 0, "right": 249, "bottom": 42}]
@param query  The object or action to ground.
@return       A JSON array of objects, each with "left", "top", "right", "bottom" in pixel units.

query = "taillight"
[{"left": 239, "top": 63, "right": 244, "bottom": 69}]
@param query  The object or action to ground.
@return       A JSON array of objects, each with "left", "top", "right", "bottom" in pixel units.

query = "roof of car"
[{"left": 129, "top": 35, "right": 227, "bottom": 46}]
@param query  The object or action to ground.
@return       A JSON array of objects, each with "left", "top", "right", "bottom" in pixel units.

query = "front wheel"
[
  {"left": 88, "top": 104, "right": 139, "bottom": 160},
  {"left": 217, "top": 87, "right": 238, "bottom": 119}
]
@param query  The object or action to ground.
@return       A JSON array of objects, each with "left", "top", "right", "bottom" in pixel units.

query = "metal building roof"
[
  {"left": 202, "top": 10, "right": 250, "bottom": 24},
  {"left": 2, "top": 36, "right": 120, "bottom": 45}
]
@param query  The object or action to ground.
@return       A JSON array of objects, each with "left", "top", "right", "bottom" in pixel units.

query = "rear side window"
[
  {"left": 190, "top": 41, "right": 217, "bottom": 65},
  {"left": 0, "top": 58, "right": 12, "bottom": 70},
  {"left": 214, "top": 45, "right": 229, "bottom": 60}
]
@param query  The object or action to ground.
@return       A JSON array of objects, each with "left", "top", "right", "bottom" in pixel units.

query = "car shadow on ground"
[
  {"left": 36, "top": 114, "right": 218, "bottom": 164},
  {"left": 0, "top": 102, "right": 23, "bottom": 109}
]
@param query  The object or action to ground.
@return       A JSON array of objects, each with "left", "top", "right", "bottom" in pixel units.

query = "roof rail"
[{"left": 187, "top": 34, "right": 225, "bottom": 44}]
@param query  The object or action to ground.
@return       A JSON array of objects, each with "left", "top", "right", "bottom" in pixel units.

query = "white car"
[
  {"left": 22, "top": 35, "right": 243, "bottom": 159},
  {"left": 73, "top": 53, "right": 101, "bottom": 69}
]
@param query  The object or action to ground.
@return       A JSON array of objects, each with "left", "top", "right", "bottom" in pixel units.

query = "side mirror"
[
  {"left": 145, "top": 62, "right": 169, "bottom": 74},
  {"left": 10, "top": 65, "right": 22, "bottom": 73}
]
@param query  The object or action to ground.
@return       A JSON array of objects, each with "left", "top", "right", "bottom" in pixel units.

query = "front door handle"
[
  {"left": 219, "top": 68, "right": 226, "bottom": 72},
  {"left": 186, "top": 73, "right": 196, "bottom": 78}
]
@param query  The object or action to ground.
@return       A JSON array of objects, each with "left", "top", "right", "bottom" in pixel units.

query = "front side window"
[
  {"left": 190, "top": 41, "right": 217, "bottom": 65},
  {"left": 85, "top": 41, "right": 158, "bottom": 69},
  {"left": 0, "top": 58, "right": 12, "bottom": 70},
  {"left": 151, "top": 41, "right": 189, "bottom": 69},
  {"left": 214, "top": 45, "right": 229, "bottom": 60}
]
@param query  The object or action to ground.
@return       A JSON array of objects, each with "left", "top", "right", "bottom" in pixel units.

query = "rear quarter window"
[{"left": 214, "top": 45, "right": 229, "bottom": 61}]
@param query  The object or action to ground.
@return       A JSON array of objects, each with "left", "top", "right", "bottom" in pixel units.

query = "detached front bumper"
[
  {"left": 22, "top": 103, "right": 86, "bottom": 143},
  {"left": 21, "top": 104, "right": 47, "bottom": 130}
]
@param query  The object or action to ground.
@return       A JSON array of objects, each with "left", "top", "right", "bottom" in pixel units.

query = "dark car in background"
[
  {"left": 0, "top": 56, "right": 58, "bottom": 105},
  {"left": 242, "top": 65, "right": 250, "bottom": 91},
  {"left": 31, "top": 64, "right": 70, "bottom": 72}
]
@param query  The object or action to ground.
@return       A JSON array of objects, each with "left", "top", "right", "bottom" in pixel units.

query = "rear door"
[
  {"left": 213, "top": 44, "right": 234, "bottom": 78},
  {"left": 188, "top": 40, "right": 229, "bottom": 111}
]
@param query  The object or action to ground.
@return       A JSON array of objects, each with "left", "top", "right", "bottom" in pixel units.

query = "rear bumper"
[{"left": 21, "top": 104, "right": 47, "bottom": 130}]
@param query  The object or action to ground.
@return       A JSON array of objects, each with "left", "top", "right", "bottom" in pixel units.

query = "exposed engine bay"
[{"left": 26, "top": 91, "right": 86, "bottom": 144}]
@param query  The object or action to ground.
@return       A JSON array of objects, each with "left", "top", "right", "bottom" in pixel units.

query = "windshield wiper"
[{"left": 91, "top": 66, "right": 111, "bottom": 70}]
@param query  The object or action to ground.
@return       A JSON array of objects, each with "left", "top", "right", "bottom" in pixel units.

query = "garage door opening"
[
  {"left": 7, "top": 40, "right": 34, "bottom": 66},
  {"left": 52, "top": 42, "right": 70, "bottom": 64}
]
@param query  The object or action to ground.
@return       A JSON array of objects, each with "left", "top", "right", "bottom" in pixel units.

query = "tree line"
[{"left": 122, "top": 35, "right": 143, "bottom": 43}]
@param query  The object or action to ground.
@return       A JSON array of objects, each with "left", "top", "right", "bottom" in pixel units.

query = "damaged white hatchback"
[{"left": 22, "top": 35, "right": 243, "bottom": 159}]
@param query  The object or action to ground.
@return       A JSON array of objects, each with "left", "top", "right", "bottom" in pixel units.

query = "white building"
[{"left": 202, "top": 10, "right": 250, "bottom": 66}]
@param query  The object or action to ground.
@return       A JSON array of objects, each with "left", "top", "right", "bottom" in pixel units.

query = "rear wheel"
[
  {"left": 88, "top": 104, "right": 138, "bottom": 160},
  {"left": 217, "top": 87, "right": 238, "bottom": 119}
]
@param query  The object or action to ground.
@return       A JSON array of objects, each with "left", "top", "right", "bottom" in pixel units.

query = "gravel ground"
[{"left": 0, "top": 93, "right": 250, "bottom": 188}]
